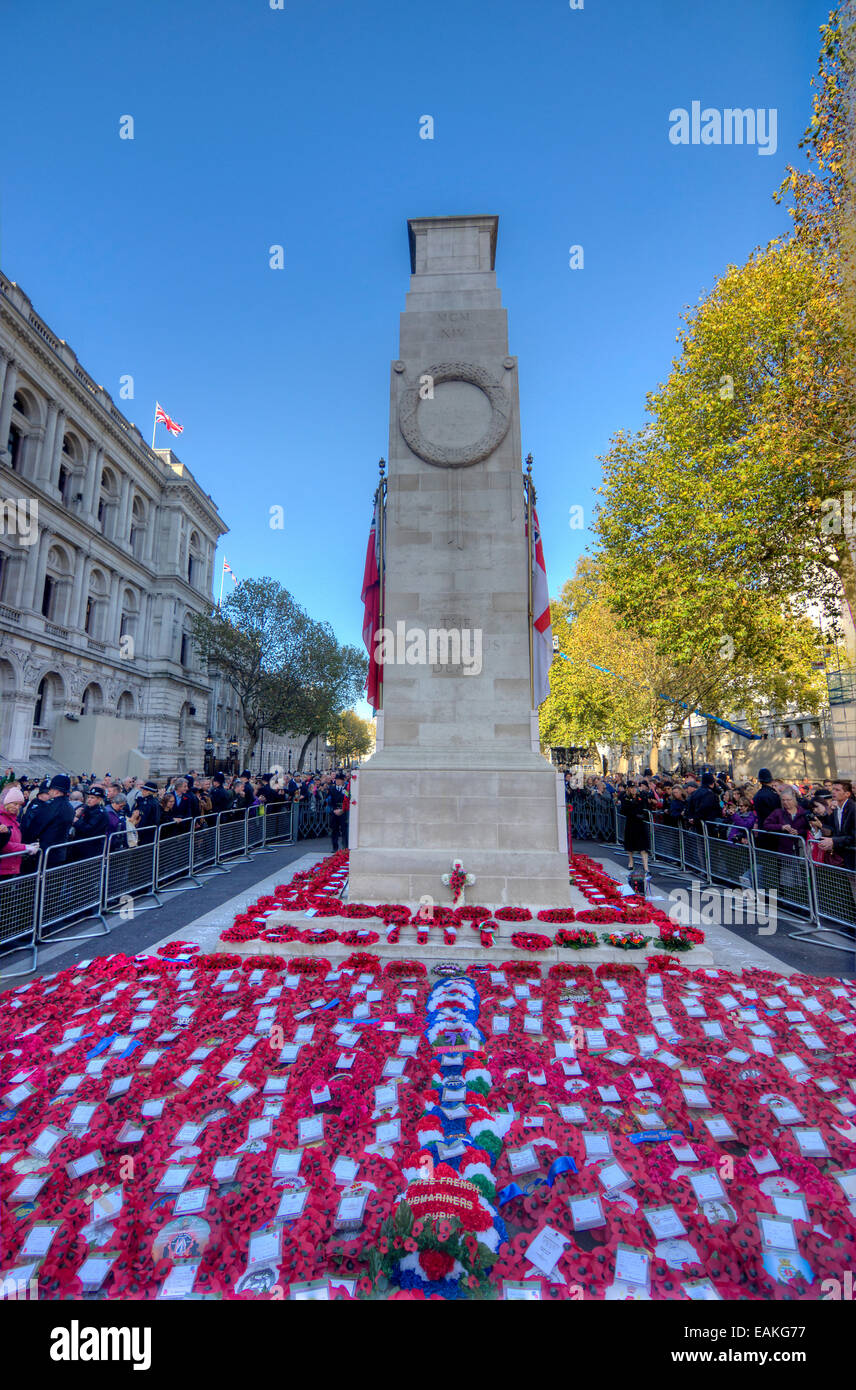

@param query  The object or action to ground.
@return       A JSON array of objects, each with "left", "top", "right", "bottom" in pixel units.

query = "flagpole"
[
  {"left": 151, "top": 403, "right": 158, "bottom": 450},
  {"left": 218, "top": 560, "right": 226, "bottom": 610},
  {"left": 525, "top": 453, "right": 535, "bottom": 710}
]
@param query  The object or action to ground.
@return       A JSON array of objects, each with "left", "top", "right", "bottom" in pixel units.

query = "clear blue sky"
[{"left": 1, "top": 0, "right": 829, "bottom": 716}]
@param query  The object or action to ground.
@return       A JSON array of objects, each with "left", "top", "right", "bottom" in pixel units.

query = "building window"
[
  {"left": 180, "top": 632, "right": 190, "bottom": 666},
  {"left": 33, "top": 677, "right": 46, "bottom": 727},
  {"left": 85, "top": 597, "right": 94, "bottom": 634},
  {"left": 41, "top": 576, "right": 55, "bottom": 619},
  {"left": 58, "top": 465, "right": 68, "bottom": 500},
  {"left": 7, "top": 426, "right": 22, "bottom": 470}
]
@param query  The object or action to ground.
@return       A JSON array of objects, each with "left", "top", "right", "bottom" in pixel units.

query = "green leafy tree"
[
  {"left": 326, "top": 709, "right": 374, "bottom": 767},
  {"left": 542, "top": 560, "right": 825, "bottom": 768},
  {"left": 595, "top": 237, "right": 850, "bottom": 638},
  {"left": 189, "top": 578, "right": 367, "bottom": 762}
]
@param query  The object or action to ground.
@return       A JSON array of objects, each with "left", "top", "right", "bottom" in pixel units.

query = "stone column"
[
  {"left": 20, "top": 527, "right": 48, "bottom": 613},
  {"left": 22, "top": 425, "right": 44, "bottom": 482},
  {"left": 0, "top": 358, "right": 18, "bottom": 459},
  {"left": 0, "top": 349, "right": 9, "bottom": 417},
  {"left": 116, "top": 473, "right": 132, "bottom": 545},
  {"left": 106, "top": 569, "right": 122, "bottom": 648},
  {"left": 75, "top": 556, "right": 92, "bottom": 631},
  {"left": 50, "top": 409, "right": 66, "bottom": 488},
  {"left": 38, "top": 398, "right": 59, "bottom": 488},
  {"left": 144, "top": 504, "right": 158, "bottom": 566},
  {"left": 23, "top": 527, "right": 52, "bottom": 616},
  {"left": 82, "top": 440, "right": 101, "bottom": 516},
  {"left": 68, "top": 545, "right": 86, "bottom": 631}
]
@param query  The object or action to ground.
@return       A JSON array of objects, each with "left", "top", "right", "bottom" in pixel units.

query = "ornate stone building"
[{"left": 0, "top": 270, "right": 227, "bottom": 777}]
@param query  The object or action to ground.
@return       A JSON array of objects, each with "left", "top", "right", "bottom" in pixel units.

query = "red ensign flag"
[{"left": 361, "top": 497, "right": 382, "bottom": 710}]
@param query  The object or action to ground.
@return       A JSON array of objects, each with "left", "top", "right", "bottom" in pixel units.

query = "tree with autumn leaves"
[
  {"left": 543, "top": 8, "right": 853, "bottom": 761},
  {"left": 542, "top": 559, "right": 822, "bottom": 769}
]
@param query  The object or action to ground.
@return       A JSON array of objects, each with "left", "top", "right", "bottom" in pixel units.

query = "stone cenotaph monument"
[{"left": 347, "top": 215, "right": 571, "bottom": 908}]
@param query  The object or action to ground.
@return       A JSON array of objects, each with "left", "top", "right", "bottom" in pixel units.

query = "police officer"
[
  {"left": 132, "top": 781, "right": 162, "bottom": 844},
  {"left": 23, "top": 774, "right": 76, "bottom": 866},
  {"left": 70, "top": 786, "right": 111, "bottom": 860}
]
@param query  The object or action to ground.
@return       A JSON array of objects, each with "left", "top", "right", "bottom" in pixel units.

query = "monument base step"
[{"left": 219, "top": 909, "right": 715, "bottom": 970}]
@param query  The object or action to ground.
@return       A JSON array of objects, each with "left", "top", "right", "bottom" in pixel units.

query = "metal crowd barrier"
[
  {"left": 40, "top": 836, "right": 109, "bottom": 942},
  {"left": 297, "top": 799, "right": 332, "bottom": 839},
  {"left": 0, "top": 802, "right": 301, "bottom": 976},
  {"left": 104, "top": 829, "right": 159, "bottom": 915},
  {"left": 565, "top": 789, "right": 616, "bottom": 842},
  {"left": 0, "top": 847, "right": 41, "bottom": 977},
  {"left": 582, "top": 796, "right": 856, "bottom": 954}
]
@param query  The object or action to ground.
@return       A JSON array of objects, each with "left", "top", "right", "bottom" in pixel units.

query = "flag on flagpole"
[
  {"left": 361, "top": 496, "right": 382, "bottom": 711},
  {"left": 218, "top": 558, "right": 237, "bottom": 607},
  {"left": 529, "top": 506, "right": 553, "bottom": 705},
  {"left": 155, "top": 402, "right": 183, "bottom": 436}
]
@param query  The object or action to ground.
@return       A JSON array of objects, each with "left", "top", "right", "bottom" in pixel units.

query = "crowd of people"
[
  {"left": 0, "top": 766, "right": 354, "bottom": 877},
  {"left": 565, "top": 767, "right": 856, "bottom": 875}
]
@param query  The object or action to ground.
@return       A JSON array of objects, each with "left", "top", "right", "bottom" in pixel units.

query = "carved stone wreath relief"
[{"left": 398, "top": 362, "right": 511, "bottom": 468}]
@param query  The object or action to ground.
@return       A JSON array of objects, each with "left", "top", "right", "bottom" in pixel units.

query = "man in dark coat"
[
  {"left": 818, "top": 780, "right": 856, "bottom": 871},
  {"left": 70, "top": 786, "right": 110, "bottom": 860},
  {"left": 752, "top": 767, "right": 782, "bottom": 854},
  {"left": 753, "top": 768, "right": 781, "bottom": 830},
  {"left": 209, "top": 771, "right": 232, "bottom": 815},
  {"left": 326, "top": 772, "right": 349, "bottom": 851},
  {"left": 173, "top": 778, "right": 200, "bottom": 827},
  {"left": 22, "top": 774, "right": 76, "bottom": 866},
  {"left": 685, "top": 772, "right": 722, "bottom": 832},
  {"left": 239, "top": 774, "right": 256, "bottom": 811}
]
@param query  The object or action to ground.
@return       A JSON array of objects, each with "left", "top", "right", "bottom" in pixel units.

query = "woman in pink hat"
[{"left": 0, "top": 786, "right": 30, "bottom": 876}]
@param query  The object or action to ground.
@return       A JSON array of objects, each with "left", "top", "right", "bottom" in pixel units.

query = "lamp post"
[{"left": 204, "top": 730, "right": 214, "bottom": 776}]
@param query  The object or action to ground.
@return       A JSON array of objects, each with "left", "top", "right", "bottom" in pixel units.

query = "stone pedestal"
[{"left": 348, "top": 216, "right": 571, "bottom": 908}]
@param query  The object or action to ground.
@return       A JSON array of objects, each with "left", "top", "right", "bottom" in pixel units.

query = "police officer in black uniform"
[
  {"left": 132, "top": 782, "right": 163, "bottom": 844},
  {"left": 70, "top": 786, "right": 111, "bottom": 860}
]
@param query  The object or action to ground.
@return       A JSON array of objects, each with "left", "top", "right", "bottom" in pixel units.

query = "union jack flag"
[
  {"left": 155, "top": 402, "right": 183, "bottom": 436},
  {"left": 526, "top": 505, "right": 553, "bottom": 706}
]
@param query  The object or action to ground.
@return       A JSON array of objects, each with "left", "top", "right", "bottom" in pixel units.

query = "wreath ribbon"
[
  {"left": 629, "top": 1128, "right": 683, "bottom": 1144},
  {"left": 497, "top": 1154, "right": 579, "bottom": 1206}
]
